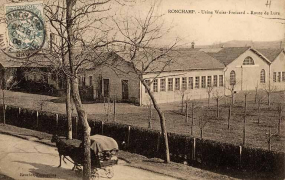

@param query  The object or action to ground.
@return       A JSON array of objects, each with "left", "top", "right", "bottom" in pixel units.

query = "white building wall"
[
  {"left": 84, "top": 65, "right": 140, "bottom": 102},
  {"left": 270, "top": 52, "right": 285, "bottom": 91},
  {"left": 141, "top": 69, "right": 225, "bottom": 105},
  {"left": 224, "top": 50, "right": 270, "bottom": 94}
]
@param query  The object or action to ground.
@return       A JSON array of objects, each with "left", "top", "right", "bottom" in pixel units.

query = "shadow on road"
[
  {"left": 13, "top": 161, "right": 80, "bottom": 180},
  {"left": 0, "top": 173, "right": 14, "bottom": 180}
]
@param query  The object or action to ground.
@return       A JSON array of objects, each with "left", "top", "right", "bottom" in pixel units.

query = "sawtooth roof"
[
  {"left": 255, "top": 49, "right": 283, "bottom": 62},
  {"left": 125, "top": 49, "right": 226, "bottom": 73},
  {"left": 206, "top": 47, "right": 250, "bottom": 66}
]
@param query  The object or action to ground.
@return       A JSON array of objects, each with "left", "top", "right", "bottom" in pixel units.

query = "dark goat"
[
  {"left": 51, "top": 135, "right": 83, "bottom": 170},
  {"left": 64, "top": 144, "right": 84, "bottom": 170}
]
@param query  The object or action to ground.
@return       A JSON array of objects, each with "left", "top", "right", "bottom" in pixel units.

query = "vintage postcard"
[{"left": 0, "top": 0, "right": 284, "bottom": 180}]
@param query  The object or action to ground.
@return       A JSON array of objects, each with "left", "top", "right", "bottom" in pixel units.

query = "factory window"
[
  {"left": 260, "top": 69, "right": 265, "bottom": 83},
  {"left": 243, "top": 56, "right": 254, "bottom": 65}
]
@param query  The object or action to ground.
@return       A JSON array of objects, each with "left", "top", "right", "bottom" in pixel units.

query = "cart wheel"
[
  {"left": 105, "top": 167, "right": 114, "bottom": 178},
  {"left": 91, "top": 173, "right": 99, "bottom": 180},
  {"left": 91, "top": 169, "right": 99, "bottom": 180}
]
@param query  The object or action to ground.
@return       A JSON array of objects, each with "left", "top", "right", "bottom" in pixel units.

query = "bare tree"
[
  {"left": 212, "top": 89, "right": 223, "bottom": 118},
  {"left": 185, "top": 96, "right": 191, "bottom": 123},
  {"left": 206, "top": 85, "right": 214, "bottom": 107},
  {"left": 190, "top": 100, "right": 198, "bottom": 136},
  {"left": 147, "top": 97, "right": 152, "bottom": 129},
  {"left": 179, "top": 88, "right": 187, "bottom": 113},
  {"left": 277, "top": 103, "right": 283, "bottom": 135},
  {"left": 227, "top": 101, "right": 232, "bottom": 130},
  {"left": 242, "top": 91, "right": 250, "bottom": 145},
  {"left": 225, "top": 78, "right": 239, "bottom": 105},
  {"left": 261, "top": 82, "right": 276, "bottom": 106},
  {"left": 112, "top": 1, "right": 181, "bottom": 163},
  {"left": 43, "top": 0, "right": 114, "bottom": 179},
  {"left": 103, "top": 97, "right": 111, "bottom": 121},
  {"left": 254, "top": 83, "right": 259, "bottom": 104},
  {"left": 256, "top": 91, "right": 266, "bottom": 124},
  {"left": 198, "top": 108, "right": 210, "bottom": 139}
]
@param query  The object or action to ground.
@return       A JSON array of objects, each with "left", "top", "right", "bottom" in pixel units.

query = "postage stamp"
[{"left": 0, "top": 1, "right": 46, "bottom": 59}]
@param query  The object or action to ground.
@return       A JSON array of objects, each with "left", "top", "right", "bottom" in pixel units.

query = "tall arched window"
[
  {"left": 230, "top": 70, "right": 236, "bottom": 85},
  {"left": 260, "top": 69, "right": 265, "bottom": 83},
  {"left": 243, "top": 56, "right": 254, "bottom": 65}
]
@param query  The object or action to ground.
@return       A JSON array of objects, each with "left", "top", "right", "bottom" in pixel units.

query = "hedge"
[{"left": 0, "top": 105, "right": 284, "bottom": 179}]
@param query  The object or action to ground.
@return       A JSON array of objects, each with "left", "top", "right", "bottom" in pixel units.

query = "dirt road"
[{"left": 0, "top": 134, "right": 176, "bottom": 180}]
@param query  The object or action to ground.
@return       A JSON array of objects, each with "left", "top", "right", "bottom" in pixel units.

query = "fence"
[{"left": 0, "top": 105, "right": 284, "bottom": 179}]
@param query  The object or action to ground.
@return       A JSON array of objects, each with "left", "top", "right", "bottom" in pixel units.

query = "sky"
[
  {"left": 124, "top": 0, "right": 285, "bottom": 46},
  {"left": 0, "top": 0, "right": 284, "bottom": 47}
]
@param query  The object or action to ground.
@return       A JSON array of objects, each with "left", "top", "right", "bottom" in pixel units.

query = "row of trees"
[{"left": 175, "top": 84, "right": 284, "bottom": 147}]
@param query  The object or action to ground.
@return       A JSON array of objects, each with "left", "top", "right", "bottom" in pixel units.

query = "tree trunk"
[
  {"left": 258, "top": 101, "right": 261, "bottom": 124},
  {"left": 244, "top": 94, "right": 247, "bottom": 113},
  {"left": 216, "top": 98, "right": 219, "bottom": 118},
  {"left": 191, "top": 102, "right": 194, "bottom": 136},
  {"left": 2, "top": 89, "right": 5, "bottom": 125},
  {"left": 142, "top": 79, "right": 170, "bottom": 163},
  {"left": 268, "top": 93, "right": 271, "bottom": 106},
  {"left": 231, "top": 93, "right": 234, "bottom": 105},
  {"left": 185, "top": 102, "right": 188, "bottom": 123},
  {"left": 66, "top": 77, "right": 72, "bottom": 139},
  {"left": 208, "top": 94, "right": 210, "bottom": 107},
  {"left": 66, "top": 0, "right": 91, "bottom": 178},
  {"left": 278, "top": 105, "right": 282, "bottom": 134},
  {"left": 228, "top": 104, "right": 231, "bottom": 129},
  {"left": 148, "top": 100, "right": 152, "bottom": 129},
  {"left": 113, "top": 96, "right": 116, "bottom": 122},
  {"left": 243, "top": 94, "right": 247, "bottom": 145},
  {"left": 243, "top": 116, "right": 246, "bottom": 146},
  {"left": 181, "top": 94, "right": 184, "bottom": 113},
  {"left": 268, "top": 129, "right": 271, "bottom": 151},
  {"left": 255, "top": 88, "right": 258, "bottom": 104},
  {"left": 71, "top": 78, "right": 91, "bottom": 179}
]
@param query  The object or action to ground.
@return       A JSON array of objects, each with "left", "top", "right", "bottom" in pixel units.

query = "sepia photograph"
[{"left": 0, "top": 0, "right": 284, "bottom": 179}]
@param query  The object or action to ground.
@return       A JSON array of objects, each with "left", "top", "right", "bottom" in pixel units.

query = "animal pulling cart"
[{"left": 52, "top": 134, "right": 119, "bottom": 180}]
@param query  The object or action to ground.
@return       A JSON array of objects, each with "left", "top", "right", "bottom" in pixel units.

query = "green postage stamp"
[{"left": 1, "top": 1, "right": 46, "bottom": 59}]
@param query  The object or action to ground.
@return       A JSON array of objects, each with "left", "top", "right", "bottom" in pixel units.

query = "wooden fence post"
[
  {"left": 228, "top": 104, "right": 231, "bottom": 129},
  {"left": 18, "top": 108, "right": 21, "bottom": 126},
  {"left": 243, "top": 115, "right": 246, "bottom": 146},
  {"left": 191, "top": 102, "right": 194, "bottom": 135},
  {"left": 3, "top": 104, "right": 5, "bottom": 124},
  {"left": 149, "top": 101, "right": 152, "bottom": 129},
  {"left": 192, "top": 138, "right": 196, "bottom": 161},
  {"left": 239, "top": 145, "right": 242, "bottom": 169},
  {"left": 127, "top": 126, "right": 131, "bottom": 148},
  {"left": 75, "top": 116, "right": 78, "bottom": 139},
  {"left": 268, "top": 128, "right": 271, "bottom": 151},
  {"left": 185, "top": 102, "right": 188, "bottom": 123},
  {"left": 36, "top": 111, "right": 39, "bottom": 128},
  {"left": 55, "top": 114, "right": 58, "bottom": 134},
  {"left": 157, "top": 132, "right": 161, "bottom": 152},
  {"left": 113, "top": 96, "right": 116, "bottom": 122},
  {"left": 101, "top": 121, "right": 104, "bottom": 135}
]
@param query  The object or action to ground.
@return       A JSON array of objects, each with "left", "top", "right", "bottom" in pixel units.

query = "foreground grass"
[{"left": 2, "top": 90, "right": 285, "bottom": 152}]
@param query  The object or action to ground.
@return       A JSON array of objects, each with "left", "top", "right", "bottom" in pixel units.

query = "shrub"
[
  {"left": 2, "top": 106, "right": 285, "bottom": 179},
  {"left": 38, "top": 111, "right": 57, "bottom": 134}
]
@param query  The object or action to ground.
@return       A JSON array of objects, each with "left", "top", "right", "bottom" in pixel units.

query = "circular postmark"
[{"left": 0, "top": 9, "right": 46, "bottom": 59}]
